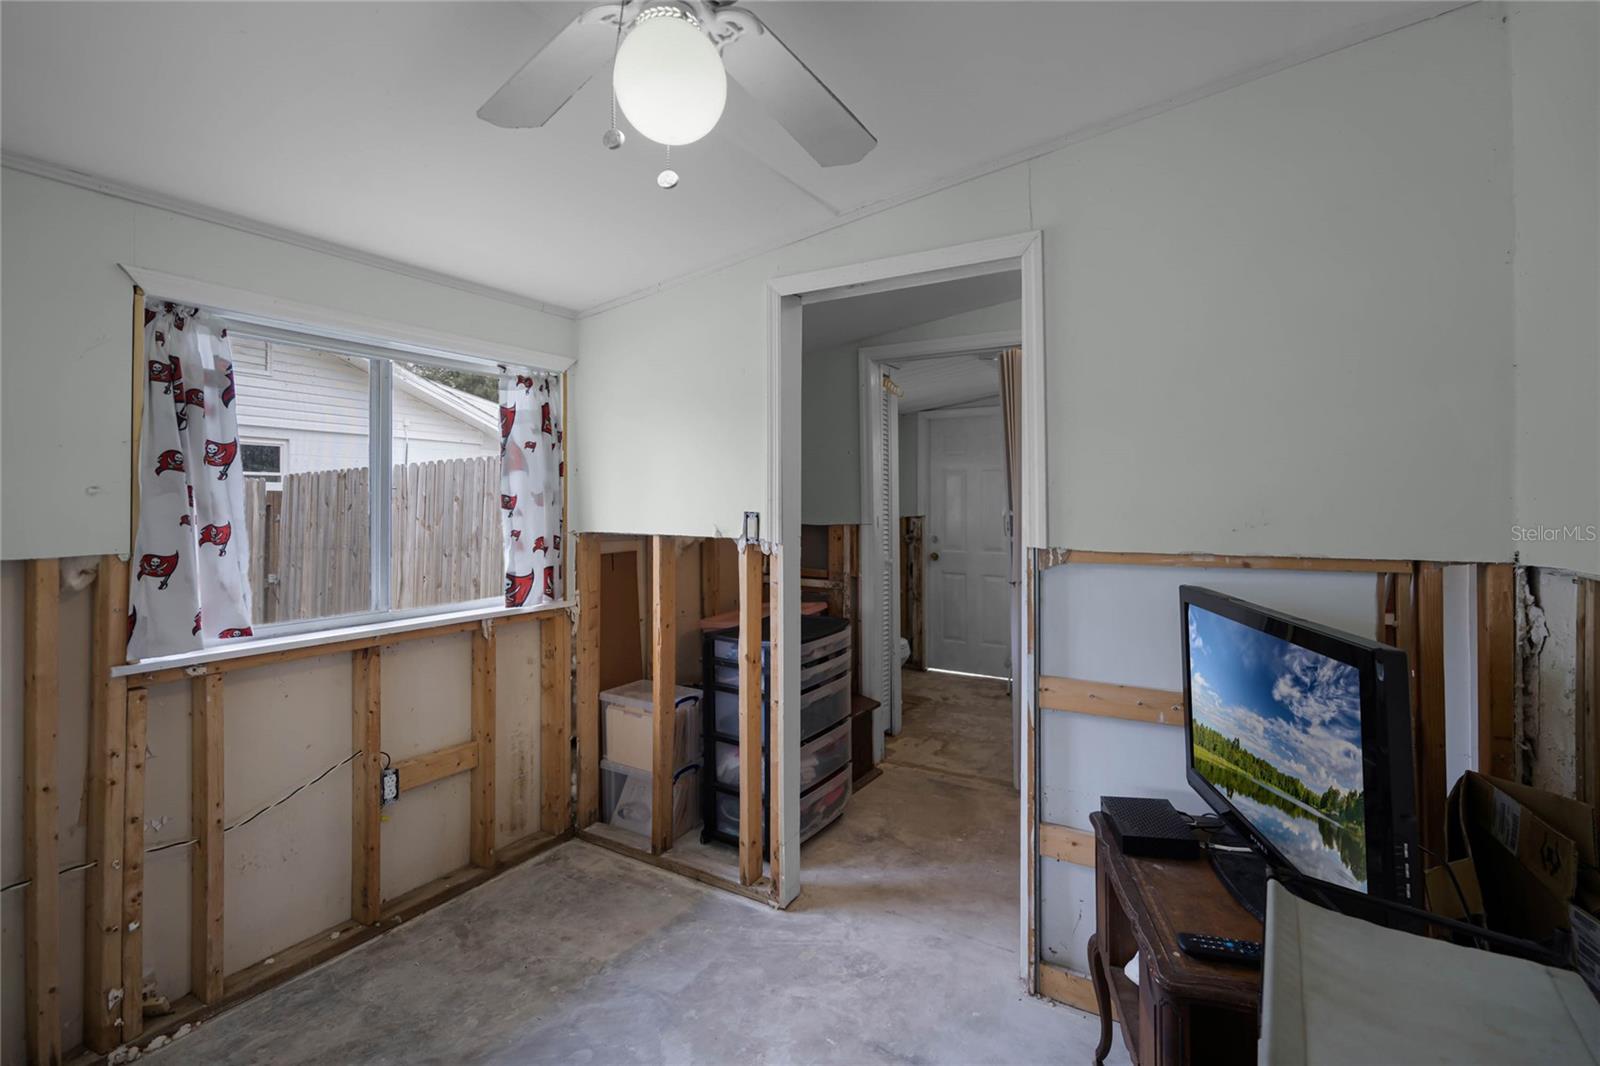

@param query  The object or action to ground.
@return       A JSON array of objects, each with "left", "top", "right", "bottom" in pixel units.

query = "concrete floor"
[{"left": 152, "top": 671, "right": 1117, "bottom": 1064}]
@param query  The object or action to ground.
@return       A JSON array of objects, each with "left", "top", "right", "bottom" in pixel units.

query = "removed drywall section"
[
  {"left": 1035, "top": 562, "right": 1375, "bottom": 972},
  {"left": 575, "top": 5, "right": 1514, "bottom": 563},
  {"left": 495, "top": 621, "right": 543, "bottom": 844},
  {"left": 1, "top": 562, "right": 27, "bottom": 1063},
  {"left": 379, "top": 633, "right": 474, "bottom": 903},
  {"left": 1509, "top": 1, "right": 1600, "bottom": 577},
  {"left": 141, "top": 679, "right": 195, "bottom": 1004},
  {"left": 0, "top": 167, "right": 577, "bottom": 561},
  {"left": 221, "top": 653, "right": 353, "bottom": 975},
  {"left": 1, "top": 562, "right": 100, "bottom": 1058},
  {"left": 1521, "top": 569, "right": 1582, "bottom": 794}
]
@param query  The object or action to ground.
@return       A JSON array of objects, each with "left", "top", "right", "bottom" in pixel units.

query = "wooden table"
[{"left": 1088, "top": 811, "right": 1262, "bottom": 1065}]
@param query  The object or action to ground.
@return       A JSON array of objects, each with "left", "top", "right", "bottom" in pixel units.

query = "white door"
[{"left": 926, "top": 409, "right": 1009, "bottom": 677}]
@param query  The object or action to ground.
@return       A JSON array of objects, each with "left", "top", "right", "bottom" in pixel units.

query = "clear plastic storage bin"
[
  {"left": 601, "top": 679, "right": 701, "bottom": 772},
  {"left": 600, "top": 758, "right": 700, "bottom": 840}
]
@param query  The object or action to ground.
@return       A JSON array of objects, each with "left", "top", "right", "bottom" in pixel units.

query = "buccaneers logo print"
[
  {"left": 542, "top": 565, "right": 556, "bottom": 600},
  {"left": 501, "top": 493, "right": 517, "bottom": 512},
  {"left": 137, "top": 551, "right": 180, "bottom": 590},
  {"left": 155, "top": 449, "right": 185, "bottom": 476},
  {"left": 505, "top": 571, "right": 534, "bottom": 608},
  {"left": 217, "top": 627, "right": 253, "bottom": 640},
  {"left": 529, "top": 535, "right": 548, "bottom": 553},
  {"left": 220, "top": 363, "right": 236, "bottom": 408},
  {"left": 540, "top": 402, "right": 553, "bottom": 437},
  {"left": 149, "top": 355, "right": 182, "bottom": 395},
  {"left": 500, "top": 405, "right": 516, "bottom": 442},
  {"left": 192, "top": 611, "right": 203, "bottom": 636},
  {"left": 199, "top": 522, "right": 232, "bottom": 556},
  {"left": 127, "top": 606, "right": 137, "bottom": 643},
  {"left": 203, "top": 439, "right": 238, "bottom": 479},
  {"left": 516, "top": 374, "right": 535, "bottom": 391}
]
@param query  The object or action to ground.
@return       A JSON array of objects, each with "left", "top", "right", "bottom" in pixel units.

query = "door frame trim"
[{"left": 767, "top": 231, "right": 1045, "bottom": 985}]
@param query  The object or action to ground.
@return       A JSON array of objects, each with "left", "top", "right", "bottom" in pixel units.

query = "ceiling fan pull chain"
[
  {"left": 601, "top": 0, "right": 627, "bottom": 150},
  {"left": 658, "top": 145, "right": 679, "bottom": 190}
]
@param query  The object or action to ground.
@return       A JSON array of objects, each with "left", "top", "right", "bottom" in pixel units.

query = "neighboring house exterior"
[{"left": 230, "top": 336, "right": 499, "bottom": 479}]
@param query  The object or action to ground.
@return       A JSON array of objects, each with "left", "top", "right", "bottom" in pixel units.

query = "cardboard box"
[
  {"left": 1446, "top": 771, "right": 1600, "bottom": 943},
  {"left": 600, "top": 679, "right": 701, "bottom": 772}
]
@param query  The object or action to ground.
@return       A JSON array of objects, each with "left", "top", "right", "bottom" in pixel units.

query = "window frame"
[{"left": 125, "top": 309, "right": 565, "bottom": 662}]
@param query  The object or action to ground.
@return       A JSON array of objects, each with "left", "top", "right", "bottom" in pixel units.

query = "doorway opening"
[{"left": 768, "top": 233, "right": 1044, "bottom": 985}]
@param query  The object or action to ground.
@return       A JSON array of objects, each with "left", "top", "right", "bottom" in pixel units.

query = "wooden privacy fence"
[{"left": 243, "top": 455, "right": 503, "bottom": 623}]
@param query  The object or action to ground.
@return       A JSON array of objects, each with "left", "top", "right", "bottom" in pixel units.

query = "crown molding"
[{"left": 1, "top": 151, "right": 578, "bottom": 321}]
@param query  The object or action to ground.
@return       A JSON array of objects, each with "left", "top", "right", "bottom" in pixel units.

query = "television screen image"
[{"left": 1186, "top": 604, "right": 1368, "bottom": 891}]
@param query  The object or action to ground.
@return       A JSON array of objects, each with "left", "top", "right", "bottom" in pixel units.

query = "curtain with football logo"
[
  {"left": 126, "top": 303, "right": 254, "bottom": 660},
  {"left": 498, "top": 370, "right": 564, "bottom": 608}
]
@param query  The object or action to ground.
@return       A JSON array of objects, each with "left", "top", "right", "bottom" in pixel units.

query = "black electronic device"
[
  {"left": 1100, "top": 796, "right": 1201, "bottom": 860},
  {"left": 1177, "top": 932, "right": 1263, "bottom": 967},
  {"left": 1180, "top": 586, "right": 1420, "bottom": 911}
]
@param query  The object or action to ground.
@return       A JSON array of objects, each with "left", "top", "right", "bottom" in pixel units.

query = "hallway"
[{"left": 150, "top": 671, "right": 1110, "bottom": 1064}]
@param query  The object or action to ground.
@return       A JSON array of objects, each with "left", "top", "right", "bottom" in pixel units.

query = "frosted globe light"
[{"left": 613, "top": 6, "right": 726, "bottom": 146}]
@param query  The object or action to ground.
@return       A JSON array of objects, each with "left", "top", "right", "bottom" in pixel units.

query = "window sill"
[{"left": 115, "top": 599, "right": 573, "bottom": 680}]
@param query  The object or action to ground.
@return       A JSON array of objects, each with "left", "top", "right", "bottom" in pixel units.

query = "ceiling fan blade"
[
  {"left": 716, "top": 7, "right": 877, "bottom": 167},
  {"left": 477, "top": 7, "right": 620, "bottom": 129}
]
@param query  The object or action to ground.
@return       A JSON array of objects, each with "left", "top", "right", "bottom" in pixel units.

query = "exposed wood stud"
[
  {"left": 540, "top": 613, "right": 573, "bottom": 836},
  {"left": 1038, "top": 676, "right": 1184, "bottom": 727},
  {"left": 651, "top": 535, "right": 678, "bottom": 854},
  {"left": 471, "top": 624, "right": 498, "bottom": 868},
  {"left": 767, "top": 544, "right": 787, "bottom": 900},
  {"left": 1037, "top": 962, "right": 1099, "bottom": 1014},
  {"left": 698, "top": 538, "right": 722, "bottom": 618},
  {"left": 1045, "top": 549, "right": 1413, "bottom": 574},
  {"left": 737, "top": 543, "right": 764, "bottom": 885},
  {"left": 85, "top": 555, "right": 129, "bottom": 1053},
  {"left": 1025, "top": 547, "right": 1039, "bottom": 993},
  {"left": 1477, "top": 564, "right": 1517, "bottom": 779},
  {"left": 189, "top": 673, "right": 225, "bottom": 1004},
  {"left": 121, "top": 687, "right": 149, "bottom": 1041},
  {"left": 351, "top": 647, "right": 382, "bottom": 924},
  {"left": 1415, "top": 563, "right": 1447, "bottom": 861},
  {"left": 1579, "top": 581, "right": 1600, "bottom": 805},
  {"left": 24, "top": 559, "right": 63, "bottom": 1066},
  {"left": 575, "top": 535, "right": 603, "bottom": 828},
  {"left": 1038, "top": 822, "right": 1095, "bottom": 869},
  {"left": 393, "top": 741, "right": 478, "bottom": 792}
]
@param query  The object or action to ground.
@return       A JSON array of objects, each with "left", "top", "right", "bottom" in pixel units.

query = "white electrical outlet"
[{"left": 381, "top": 767, "right": 399, "bottom": 806}]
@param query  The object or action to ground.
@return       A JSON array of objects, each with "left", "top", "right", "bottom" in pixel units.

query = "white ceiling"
[
  {"left": 801, "top": 270, "right": 1018, "bottom": 353},
  {"left": 2, "top": 2, "right": 1451, "bottom": 313},
  {"left": 891, "top": 354, "right": 1002, "bottom": 414}
]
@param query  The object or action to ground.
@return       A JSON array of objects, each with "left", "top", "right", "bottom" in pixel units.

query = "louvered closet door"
[
  {"left": 871, "top": 373, "right": 902, "bottom": 735},
  {"left": 926, "top": 409, "right": 1009, "bottom": 678}
]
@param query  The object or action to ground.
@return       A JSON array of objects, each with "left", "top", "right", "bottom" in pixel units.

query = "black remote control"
[{"left": 1177, "top": 932, "right": 1263, "bottom": 967}]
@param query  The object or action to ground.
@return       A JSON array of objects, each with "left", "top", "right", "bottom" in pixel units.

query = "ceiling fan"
[{"left": 477, "top": 0, "right": 877, "bottom": 176}]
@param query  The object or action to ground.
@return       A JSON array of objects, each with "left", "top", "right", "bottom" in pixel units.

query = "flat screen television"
[{"left": 1180, "top": 586, "right": 1419, "bottom": 906}]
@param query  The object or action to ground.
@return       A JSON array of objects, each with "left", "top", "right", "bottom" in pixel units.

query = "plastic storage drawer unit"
[
  {"left": 714, "top": 764, "right": 852, "bottom": 844},
  {"left": 713, "top": 718, "right": 850, "bottom": 792}
]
